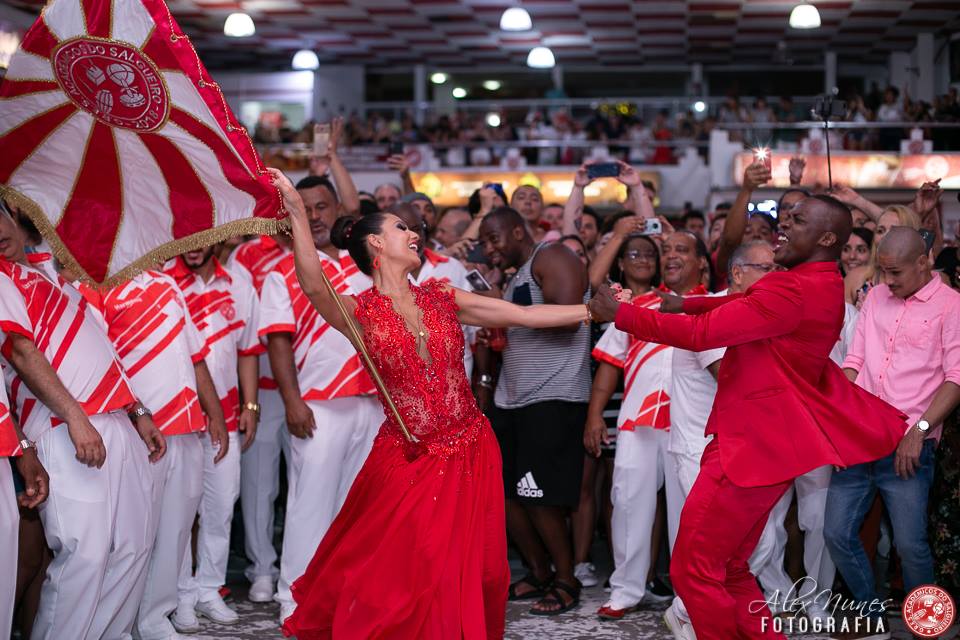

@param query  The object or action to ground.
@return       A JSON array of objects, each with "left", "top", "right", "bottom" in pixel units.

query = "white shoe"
[
  {"left": 170, "top": 602, "right": 200, "bottom": 634},
  {"left": 574, "top": 562, "right": 599, "bottom": 588},
  {"left": 664, "top": 602, "right": 698, "bottom": 640},
  {"left": 196, "top": 596, "right": 239, "bottom": 625},
  {"left": 279, "top": 604, "right": 296, "bottom": 627},
  {"left": 248, "top": 575, "right": 275, "bottom": 603}
]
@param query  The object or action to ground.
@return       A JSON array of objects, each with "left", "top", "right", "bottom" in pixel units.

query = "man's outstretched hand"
[
  {"left": 655, "top": 290, "right": 685, "bottom": 314},
  {"left": 589, "top": 284, "right": 624, "bottom": 324}
]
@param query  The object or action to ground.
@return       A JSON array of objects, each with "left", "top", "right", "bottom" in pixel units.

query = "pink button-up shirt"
[{"left": 843, "top": 275, "right": 960, "bottom": 440}]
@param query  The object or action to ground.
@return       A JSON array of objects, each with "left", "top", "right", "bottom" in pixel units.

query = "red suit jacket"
[{"left": 614, "top": 261, "right": 906, "bottom": 487}]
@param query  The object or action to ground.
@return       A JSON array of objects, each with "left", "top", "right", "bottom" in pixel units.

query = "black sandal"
[
  {"left": 528, "top": 579, "right": 581, "bottom": 616},
  {"left": 508, "top": 573, "right": 553, "bottom": 601}
]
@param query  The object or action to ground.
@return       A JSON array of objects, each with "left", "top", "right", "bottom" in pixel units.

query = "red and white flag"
[{"left": 0, "top": 0, "right": 284, "bottom": 284}]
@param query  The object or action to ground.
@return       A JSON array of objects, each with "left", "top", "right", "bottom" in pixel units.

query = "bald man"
[
  {"left": 589, "top": 196, "right": 908, "bottom": 640},
  {"left": 826, "top": 227, "right": 960, "bottom": 638}
]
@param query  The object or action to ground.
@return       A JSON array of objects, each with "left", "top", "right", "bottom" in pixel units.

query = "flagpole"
[{"left": 314, "top": 266, "right": 418, "bottom": 445}]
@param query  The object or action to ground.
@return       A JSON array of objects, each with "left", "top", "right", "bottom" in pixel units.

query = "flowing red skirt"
[{"left": 281, "top": 423, "right": 509, "bottom": 640}]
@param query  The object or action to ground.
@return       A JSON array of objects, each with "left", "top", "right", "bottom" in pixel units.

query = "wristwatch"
[
  {"left": 243, "top": 402, "right": 261, "bottom": 416},
  {"left": 916, "top": 419, "right": 931, "bottom": 433},
  {"left": 478, "top": 374, "right": 494, "bottom": 390},
  {"left": 19, "top": 438, "right": 35, "bottom": 452},
  {"left": 128, "top": 405, "right": 152, "bottom": 420}
]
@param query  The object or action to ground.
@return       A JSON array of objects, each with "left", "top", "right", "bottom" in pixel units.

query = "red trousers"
[{"left": 670, "top": 439, "right": 791, "bottom": 640}]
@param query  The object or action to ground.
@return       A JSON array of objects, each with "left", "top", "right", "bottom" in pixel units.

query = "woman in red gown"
[{"left": 268, "top": 170, "right": 598, "bottom": 640}]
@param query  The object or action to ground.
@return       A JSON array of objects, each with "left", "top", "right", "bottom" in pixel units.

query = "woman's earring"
[{"left": 373, "top": 254, "right": 381, "bottom": 270}]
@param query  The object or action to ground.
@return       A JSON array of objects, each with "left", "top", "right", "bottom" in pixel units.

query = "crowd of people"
[
  {"left": 256, "top": 84, "right": 960, "bottom": 167},
  {"left": 2, "top": 112, "right": 959, "bottom": 640}
]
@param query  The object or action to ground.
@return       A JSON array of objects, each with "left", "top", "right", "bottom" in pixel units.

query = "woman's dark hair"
[
  {"left": 777, "top": 187, "right": 810, "bottom": 216},
  {"left": 610, "top": 233, "right": 661, "bottom": 289},
  {"left": 558, "top": 234, "right": 588, "bottom": 263},
  {"left": 599, "top": 210, "right": 636, "bottom": 235},
  {"left": 848, "top": 227, "right": 874, "bottom": 248},
  {"left": 331, "top": 214, "right": 388, "bottom": 276}
]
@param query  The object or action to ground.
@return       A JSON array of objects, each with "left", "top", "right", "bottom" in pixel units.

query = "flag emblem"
[
  {"left": 53, "top": 37, "right": 169, "bottom": 132},
  {"left": 0, "top": 0, "right": 284, "bottom": 285}
]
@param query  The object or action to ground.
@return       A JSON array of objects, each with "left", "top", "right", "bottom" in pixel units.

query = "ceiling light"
[
  {"left": 292, "top": 49, "right": 319, "bottom": 70},
  {"left": 452, "top": 87, "right": 467, "bottom": 99},
  {"left": 486, "top": 113, "right": 501, "bottom": 127},
  {"left": 500, "top": 7, "right": 532, "bottom": 31},
  {"left": 430, "top": 72, "right": 448, "bottom": 85},
  {"left": 224, "top": 12, "right": 255, "bottom": 38},
  {"left": 526, "top": 46, "right": 555, "bottom": 69},
  {"left": 693, "top": 100, "right": 706, "bottom": 113},
  {"left": 483, "top": 80, "right": 502, "bottom": 91},
  {"left": 789, "top": 2, "right": 821, "bottom": 29}
]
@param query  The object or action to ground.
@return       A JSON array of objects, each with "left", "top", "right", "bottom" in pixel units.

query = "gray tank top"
[{"left": 494, "top": 243, "right": 592, "bottom": 409}]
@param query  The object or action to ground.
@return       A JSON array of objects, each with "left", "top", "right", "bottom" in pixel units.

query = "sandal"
[
  {"left": 508, "top": 573, "right": 553, "bottom": 601},
  {"left": 528, "top": 579, "right": 581, "bottom": 616}
]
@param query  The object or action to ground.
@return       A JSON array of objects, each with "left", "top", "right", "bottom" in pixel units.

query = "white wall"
[
  {"left": 214, "top": 70, "right": 315, "bottom": 128},
  {"left": 313, "top": 65, "right": 365, "bottom": 120}
]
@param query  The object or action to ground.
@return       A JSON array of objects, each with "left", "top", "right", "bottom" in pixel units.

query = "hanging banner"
[{"left": 0, "top": 0, "right": 284, "bottom": 284}]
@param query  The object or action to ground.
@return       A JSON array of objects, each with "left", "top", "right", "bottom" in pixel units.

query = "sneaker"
[
  {"left": 279, "top": 604, "right": 297, "bottom": 627},
  {"left": 170, "top": 602, "right": 200, "bottom": 634},
  {"left": 643, "top": 577, "right": 674, "bottom": 604},
  {"left": 664, "top": 601, "right": 698, "bottom": 640},
  {"left": 195, "top": 596, "right": 239, "bottom": 625},
  {"left": 574, "top": 562, "right": 599, "bottom": 588},
  {"left": 248, "top": 575, "right": 275, "bottom": 603}
]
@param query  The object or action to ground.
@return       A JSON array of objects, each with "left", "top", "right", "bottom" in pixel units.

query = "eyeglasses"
[
  {"left": 623, "top": 250, "right": 658, "bottom": 262},
  {"left": 740, "top": 263, "right": 779, "bottom": 273}
]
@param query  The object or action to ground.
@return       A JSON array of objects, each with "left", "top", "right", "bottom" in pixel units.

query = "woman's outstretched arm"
[{"left": 267, "top": 168, "right": 357, "bottom": 337}]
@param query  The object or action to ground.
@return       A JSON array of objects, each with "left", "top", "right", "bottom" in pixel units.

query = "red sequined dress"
[{"left": 282, "top": 281, "right": 509, "bottom": 640}]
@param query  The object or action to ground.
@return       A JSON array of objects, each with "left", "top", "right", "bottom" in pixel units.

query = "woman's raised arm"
[{"left": 267, "top": 168, "right": 357, "bottom": 337}]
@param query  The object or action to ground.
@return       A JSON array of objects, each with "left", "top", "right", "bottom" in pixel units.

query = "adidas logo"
[{"left": 516, "top": 471, "right": 544, "bottom": 498}]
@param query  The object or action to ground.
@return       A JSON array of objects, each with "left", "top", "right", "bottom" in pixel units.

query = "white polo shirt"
[
  {"left": 410, "top": 248, "right": 475, "bottom": 376},
  {"left": 0, "top": 254, "right": 136, "bottom": 440},
  {"left": 81, "top": 271, "right": 209, "bottom": 436},
  {"left": 668, "top": 291, "right": 726, "bottom": 455},
  {"left": 259, "top": 250, "right": 375, "bottom": 402},
  {"left": 164, "top": 257, "right": 262, "bottom": 432}
]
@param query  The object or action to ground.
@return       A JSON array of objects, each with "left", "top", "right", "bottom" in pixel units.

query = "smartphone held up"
[{"left": 313, "top": 123, "right": 331, "bottom": 157}]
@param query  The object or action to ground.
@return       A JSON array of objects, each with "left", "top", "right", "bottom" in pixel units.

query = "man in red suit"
[{"left": 589, "top": 195, "right": 906, "bottom": 640}]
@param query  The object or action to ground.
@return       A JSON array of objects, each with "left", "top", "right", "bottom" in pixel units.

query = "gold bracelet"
[
  {"left": 243, "top": 401, "right": 260, "bottom": 416},
  {"left": 584, "top": 303, "right": 593, "bottom": 325}
]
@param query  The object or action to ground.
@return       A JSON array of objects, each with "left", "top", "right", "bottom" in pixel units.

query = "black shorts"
[{"left": 490, "top": 401, "right": 587, "bottom": 508}]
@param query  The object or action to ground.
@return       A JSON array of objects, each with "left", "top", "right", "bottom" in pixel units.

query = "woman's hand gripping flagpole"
[{"left": 266, "top": 168, "right": 418, "bottom": 445}]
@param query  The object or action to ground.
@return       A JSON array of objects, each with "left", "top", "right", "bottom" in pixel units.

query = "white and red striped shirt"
[
  {"left": 593, "top": 291, "right": 674, "bottom": 432},
  {"left": 0, "top": 254, "right": 136, "bottom": 440},
  {"left": 259, "top": 251, "right": 375, "bottom": 402},
  {"left": 164, "top": 258, "right": 262, "bottom": 432},
  {"left": 226, "top": 235, "right": 290, "bottom": 392},
  {"left": 81, "top": 271, "right": 209, "bottom": 436},
  {"left": 0, "top": 383, "right": 19, "bottom": 457}
]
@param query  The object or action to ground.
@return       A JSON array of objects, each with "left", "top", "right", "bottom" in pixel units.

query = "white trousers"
[
  {"left": 608, "top": 428, "right": 683, "bottom": 609},
  {"left": 1, "top": 462, "right": 17, "bottom": 637},
  {"left": 136, "top": 433, "right": 204, "bottom": 640},
  {"left": 32, "top": 414, "right": 155, "bottom": 640},
  {"left": 275, "top": 396, "right": 382, "bottom": 610},
  {"left": 670, "top": 446, "right": 708, "bottom": 623},
  {"left": 240, "top": 389, "right": 289, "bottom": 582},
  {"left": 178, "top": 431, "right": 241, "bottom": 605},
  {"left": 750, "top": 464, "right": 835, "bottom": 611}
]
